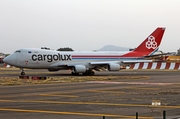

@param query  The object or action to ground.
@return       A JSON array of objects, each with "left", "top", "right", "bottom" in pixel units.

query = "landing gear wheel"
[
  {"left": 21, "top": 72, "right": 25, "bottom": 76},
  {"left": 71, "top": 72, "right": 79, "bottom": 76},
  {"left": 83, "top": 72, "right": 88, "bottom": 76},
  {"left": 20, "top": 68, "right": 25, "bottom": 76},
  {"left": 83, "top": 70, "right": 95, "bottom": 76},
  {"left": 90, "top": 71, "right": 95, "bottom": 76}
]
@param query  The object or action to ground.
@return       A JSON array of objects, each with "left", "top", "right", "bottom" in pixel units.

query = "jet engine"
[
  {"left": 108, "top": 63, "right": 121, "bottom": 71},
  {"left": 73, "top": 65, "right": 87, "bottom": 73}
]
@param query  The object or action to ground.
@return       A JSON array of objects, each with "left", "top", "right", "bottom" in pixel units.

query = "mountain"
[{"left": 97, "top": 45, "right": 132, "bottom": 51}]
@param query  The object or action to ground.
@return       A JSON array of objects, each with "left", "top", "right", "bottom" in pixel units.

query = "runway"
[
  {"left": 0, "top": 68, "right": 180, "bottom": 77},
  {"left": 0, "top": 69, "right": 180, "bottom": 119}
]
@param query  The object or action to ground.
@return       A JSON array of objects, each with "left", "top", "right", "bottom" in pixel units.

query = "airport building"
[{"left": 0, "top": 53, "right": 5, "bottom": 67}]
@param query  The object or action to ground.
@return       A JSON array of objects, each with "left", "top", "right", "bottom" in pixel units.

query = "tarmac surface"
[{"left": 0, "top": 69, "right": 180, "bottom": 119}]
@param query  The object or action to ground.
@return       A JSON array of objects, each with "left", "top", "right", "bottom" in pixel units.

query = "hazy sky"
[{"left": 0, "top": 0, "right": 180, "bottom": 53}]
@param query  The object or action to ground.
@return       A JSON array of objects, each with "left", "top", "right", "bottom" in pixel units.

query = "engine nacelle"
[
  {"left": 73, "top": 65, "right": 87, "bottom": 73},
  {"left": 48, "top": 69, "right": 59, "bottom": 72},
  {"left": 108, "top": 63, "right": 121, "bottom": 71}
]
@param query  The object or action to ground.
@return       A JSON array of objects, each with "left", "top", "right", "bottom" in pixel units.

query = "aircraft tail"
[{"left": 123, "top": 27, "right": 165, "bottom": 57}]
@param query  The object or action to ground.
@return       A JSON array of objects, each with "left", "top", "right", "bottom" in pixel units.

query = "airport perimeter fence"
[{"left": 102, "top": 110, "right": 167, "bottom": 119}]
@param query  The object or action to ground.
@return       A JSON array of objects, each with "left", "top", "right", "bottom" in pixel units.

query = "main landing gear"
[
  {"left": 83, "top": 70, "right": 95, "bottom": 76},
  {"left": 71, "top": 70, "right": 95, "bottom": 76},
  {"left": 20, "top": 68, "right": 25, "bottom": 76},
  {"left": 71, "top": 72, "right": 79, "bottom": 76}
]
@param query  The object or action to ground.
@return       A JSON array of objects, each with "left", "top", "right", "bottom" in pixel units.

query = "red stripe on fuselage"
[
  {"left": 72, "top": 55, "right": 139, "bottom": 58},
  {"left": 72, "top": 54, "right": 144, "bottom": 58},
  {"left": 72, "top": 55, "right": 121, "bottom": 57}
]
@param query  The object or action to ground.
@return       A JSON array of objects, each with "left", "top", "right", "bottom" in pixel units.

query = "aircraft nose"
[
  {"left": 3, "top": 56, "right": 10, "bottom": 64},
  {"left": 3, "top": 54, "right": 16, "bottom": 65}
]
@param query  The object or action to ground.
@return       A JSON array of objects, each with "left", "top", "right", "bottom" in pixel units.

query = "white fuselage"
[{"left": 5, "top": 48, "right": 135, "bottom": 69}]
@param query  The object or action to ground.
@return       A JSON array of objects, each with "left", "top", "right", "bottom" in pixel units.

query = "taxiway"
[{"left": 0, "top": 69, "right": 180, "bottom": 119}]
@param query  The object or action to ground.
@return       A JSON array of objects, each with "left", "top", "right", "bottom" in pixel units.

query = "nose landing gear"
[{"left": 20, "top": 68, "right": 25, "bottom": 76}]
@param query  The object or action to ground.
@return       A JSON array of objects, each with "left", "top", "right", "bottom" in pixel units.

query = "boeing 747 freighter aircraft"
[{"left": 3, "top": 27, "right": 165, "bottom": 76}]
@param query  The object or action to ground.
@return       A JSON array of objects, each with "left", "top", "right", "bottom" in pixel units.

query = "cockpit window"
[{"left": 15, "top": 50, "right": 21, "bottom": 53}]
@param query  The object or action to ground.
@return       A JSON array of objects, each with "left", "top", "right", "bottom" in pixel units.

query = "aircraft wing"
[
  {"left": 50, "top": 60, "right": 153, "bottom": 68},
  {"left": 90, "top": 60, "right": 153, "bottom": 66},
  {"left": 90, "top": 60, "right": 153, "bottom": 71}
]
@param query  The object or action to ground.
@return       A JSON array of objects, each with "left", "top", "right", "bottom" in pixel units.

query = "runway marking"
[
  {"left": 0, "top": 88, "right": 126, "bottom": 98},
  {"left": 94, "top": 86, "right": 159, "bottom": 91},
  {"left": 89, "top": 90, "right": 125, "bottom": 94},
  {"left": 0, "top": 99, "right": 180, "bottom": 109},
  {"left": 27, "top": 89, "right": 34, "bottom": 90},
  {"left": 132, "top": 88, "right": 159, "bottom": 90},
  {"left": 60, "top": 86, "right": 138, "bottom": 94},
  {"left": 87, "top": 81, "right": 173, "bottom": 85},
  {"left": 0, "top": 93, "right": 78, "bottom": 98},
  {"left": 0, "top": 86, "right": 158, "bottom": 99},
  {"left": 25, "top": 83, "right": 104, "bottom": 91},
  {"left": 0, "top": 93, "right": 40, "bottom": 98},
  {"left": 40, "top": 94, "right": 78, "bottom": 98},
  {"left": 0, "top": 108, "right": 153, "bottom": 119},
  {"left": 29, "top": 87, "right": 130, "bottom": 95},
  {"left": 37, "top": 88, "right": 46, "bottom": 90}
]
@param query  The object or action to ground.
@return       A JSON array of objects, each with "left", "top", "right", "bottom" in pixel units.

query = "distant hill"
[{"left": 97, "top": 45, "right": 132, "bottom": 51}]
